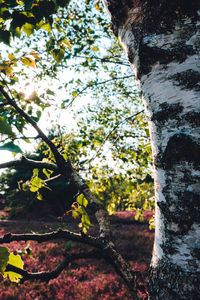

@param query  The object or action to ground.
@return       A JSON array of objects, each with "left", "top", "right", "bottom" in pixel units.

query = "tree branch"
[
  {"left": 0, "top": 85, "right": 111, "bottom": 240},
  {"left": 65, "top": 55, "right": 130, "bottom": 66},
  {"left": 44, "top": 174, "right": 62, "bottom": 183},
  {"left": 0, "top": 156, "right": 58, "bottom": 171},
  {"left": 0, "top": 85, "right": 138, "bottom": 297},
  {"left": 0, "top": 228, "right": 101, "bottom": 248},
  {"left": 5, "top": 250, "right": 103, "bottom": 282},
  {"left": 0, "top": 86, "right": 66, "bottom": 172}
]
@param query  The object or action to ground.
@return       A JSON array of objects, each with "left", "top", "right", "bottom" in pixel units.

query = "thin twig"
[
  {"left": 65, "top": 75, "right": 134, "bottom": 109},
  {"left": 67, "top": 55, "right": 129, "bottom": 66},
  {"left": 87, "top": 110, "right": 144, "bottom": 164}
]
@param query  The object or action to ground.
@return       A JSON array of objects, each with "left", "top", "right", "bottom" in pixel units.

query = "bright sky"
[{"left": 0, "top": 62, "right": 91, "bottom": 168}]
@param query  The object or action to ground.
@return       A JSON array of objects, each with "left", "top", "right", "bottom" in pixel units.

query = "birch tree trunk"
[{"left": 102, "top": 1, "right": 200, "bottom": 298}]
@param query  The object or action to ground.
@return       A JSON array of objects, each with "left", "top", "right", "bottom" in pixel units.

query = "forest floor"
[{"left": 0, "top": 211, "right": 154, "bottom": 300}]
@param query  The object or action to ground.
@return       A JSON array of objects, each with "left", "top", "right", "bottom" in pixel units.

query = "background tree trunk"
[{"left": 102, "top": 1, "right": 200, "bottom": 298}]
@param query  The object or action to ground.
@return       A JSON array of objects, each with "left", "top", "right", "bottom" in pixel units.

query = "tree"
[
  {"left": 0, "top": 1, "right": 151, "bottom": 299},
  {"left": 102, "top": 0, "right": 200, "bottom": 299},
  {"left": 2, "top": 0, "right": 199, "bottom": 298}
]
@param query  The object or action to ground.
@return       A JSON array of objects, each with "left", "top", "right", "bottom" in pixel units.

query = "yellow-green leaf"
[
  {"left": 20, "top": 56, "right": 35, "bottom": 68},
  {"left": 30, "top": 50, "right": 41, "bottom": 61},
  {"left": 77, "top": 194, "right": 88, "bottom": 207},
  {"left": 5, "top": 65, "right": 13, "bottom": 76},
  {"left": 72, "top": 90, "right": 78, "bottom": 98},
  {"left": 22, "top": 23, "right": 35, "bottom": 37},
  {"left": 61, "top": 39, "right": 72, "bottom": 50},
  {"left": 92, "top": 46, "right": 99, "bottom": 52},
  {"left": 52, "top": 48, "right": 65, "bottom": 63},
  {"left": 37, "top": 191, "right": 43, "bottom": 200},
  {"left": 40, "top": 22, "right": 51, "bottom": 32},
  {"left": 81, "top": 214, "right": 91, "bottom": 228},
  {"left": 8, "top": 53, "right": 16, "bottom": 62},
  {"left": 3, "top": 253, "right": 24, "bottom": 283},
  {"left": 0, "top": 246, "right": 9, "bottom": 274},
  {"left": 82, "top": 227, "right": 87, "bottom": 234}
]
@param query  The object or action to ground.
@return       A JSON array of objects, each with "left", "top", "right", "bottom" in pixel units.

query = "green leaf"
[
  {"left": 33, "top": 168, "right": 39, "bottom": 177},
  {"left": 8, "top": 53, "right": 17, "bottom": 62},
  {"left": 0, "top": 30, "right": 10, "bottom": 45},
  {"left": 40, "top": 22, "right": 51, "bottom": 32},
  {"left": 30, "top": 176, "right": 45, "bottom": 192},
  {"left": 52, "top": 48, "right": 65, "bottom": 63},
  {"left": 14, "top": 27, "right": 21, "bottom": 38},
  {"left": 72, "top": 91, "right": 78, "bottom": 97},
  {"left": 81, "top": 214, "right": 91, "bottom": 228},
  {"left": 61, "top": 38, "right": 72, "bottom": 50},
  {"left": 77, "top": 194, "right": 88, "bottom": 207},
  {"left": 72, "top": 210, "right": 79, "bottom": 219},
  {"left": 46, "top": 89, "right": 55, "bottom": 96},
  {"left": 23, "top": 23, "right": 35, "bottom": 37},
  {"left": 82, "top": 227, "right": 87, "bottom": 234},
  {"left": 0, "top": 117, "right": 15, "bottom": 137},
  {"left": 43, "top": 168, "right": 50, "bottom": 178},
  {"left": 22, "top": 183, "right": 30, "bottom": 191},
  {"left": 0, "top": 246, "right": 9, "bottom": 274},
  {"left": 0, "top": 142, "right": 22, "bottom": 153},
  {"left": 37, "top": 191, "right": 43, "bottom": 200},
  {"left": 3, "top": 252, "right": 24, "bottom": 283},
  {"left": 92, "top": 46, "right": 99, "bottom": 52}
]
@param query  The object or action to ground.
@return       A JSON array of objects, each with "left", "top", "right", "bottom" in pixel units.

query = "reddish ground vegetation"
[{"left": 0, "top": 212, "right": 154, "bottom": 299}]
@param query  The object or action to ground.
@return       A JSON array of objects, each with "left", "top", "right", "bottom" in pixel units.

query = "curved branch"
[
  {"left": 0, "top": 86, "right": 66, "bottom": 172},
  {"left": 3, "top": 230, "right": 138, "bottom": 297},
  {"left": 0, "top": 223, "right": 138, "bottom": 296},
  {"left": 0, "top": 156, "right": 58, "bottom": 171},
  {"left": 6, "top": 250, "right": 102, "bottom": 282}
]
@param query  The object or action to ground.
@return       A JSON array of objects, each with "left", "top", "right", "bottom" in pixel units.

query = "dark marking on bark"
[
  {"left": 169, "top": 70, "right": 200, "bottom": 91},
  {"left": 157, "top": 199, "right": 195, "bottom": 237},
  {"left": 142, "top": 0, "right": 200, "bottom": 35},
  {"left": 162, "top": 133, "right": 200, "bottom": 169},
  {"left": 138, "top": 44, "right": 196, "bottom": 78},
  {"left": 148, "top": 261, "right": 200, "bottom": 300},
  {"left": 191, "top": 246, "right": 200, "bottom": 260},
  {"left": 184, "top": 111, "right": 200, "bottom": 127},
  {"left": 157, "top": 166, "right": 200, "bottom": 236},
  {"left": 177, "top": 191, "right": 200, "bottom": 226},
  {"left": 106, "top": 0, "right": 199, "bottom": 79},
  {"left": 151, "top": 103, "right": 183, "bottom": 124}
]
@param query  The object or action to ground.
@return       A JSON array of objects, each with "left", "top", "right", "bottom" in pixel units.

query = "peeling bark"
[{"left": 102, "top": 0, "right": 200, "bottom": 298}]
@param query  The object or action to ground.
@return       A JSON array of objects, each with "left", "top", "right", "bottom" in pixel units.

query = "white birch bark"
[{"left": 102, "top": 1, "right": 200, "bottom": 298}]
